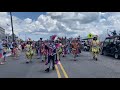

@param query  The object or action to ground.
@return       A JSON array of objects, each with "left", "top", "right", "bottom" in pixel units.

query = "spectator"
[{"left": 0, "top": 40, "right": 4, "bottom": 65}]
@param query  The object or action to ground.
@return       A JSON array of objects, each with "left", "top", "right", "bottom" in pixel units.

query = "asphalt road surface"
[{"left": 0, "top": 51, "right": 120, "bottom": 78}]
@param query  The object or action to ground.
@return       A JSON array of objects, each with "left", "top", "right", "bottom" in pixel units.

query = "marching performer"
[
  {"left": 45, "top": 40, "right": 56, "bottom": 72},
  {"left": 71, "top": 39, "right": 79, "bottom": 61},
  {"left": 91, "top": 35, "right": 100, "bottom": 61},
  {"left": 25, "top": 41, "right": 34, "bottom": 63}
]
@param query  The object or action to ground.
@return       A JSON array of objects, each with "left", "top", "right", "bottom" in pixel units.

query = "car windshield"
[{"left": 103, "top": 39, "right": 110, "bottom": 47}]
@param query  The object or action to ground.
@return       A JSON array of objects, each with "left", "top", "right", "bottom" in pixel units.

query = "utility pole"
[{"left": 10, "top": 12, "right": 14, "bottom": 42}]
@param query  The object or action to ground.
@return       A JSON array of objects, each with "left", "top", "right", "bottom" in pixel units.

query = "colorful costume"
[
  {"left": 91, "top": 40, "right": 100, "bottom": 53},
  {"left": 91, "top": 39, "right": 100, "bottom": 60},
  {"left": 25, "top": 44, "right": 33, "bottom": 62},
  {"left": 72, "top": 41, "right": 79, "bottom": 60},
  {"left": 45, "top": 43, "right": 56, "bottom": 72},
  {"left": 72, "top": 42, "right": 78, "bottom": 55}
]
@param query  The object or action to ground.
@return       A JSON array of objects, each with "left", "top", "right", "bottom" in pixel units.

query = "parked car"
[{"left": 101, "top": 35, "right": 120, "bottom": 59}]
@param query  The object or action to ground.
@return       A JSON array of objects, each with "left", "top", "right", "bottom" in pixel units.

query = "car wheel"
[
  {"left": 103, "top": 50, "right": 107, "bottom": 56},
  {"left": 114, "top": 53, "right": 119, "bottom": 59}
]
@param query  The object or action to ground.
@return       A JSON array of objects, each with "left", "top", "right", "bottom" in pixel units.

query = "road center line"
[
  {"left": 59, "top": 61, "right": 69, "bottom": 78},
  {"left": 55, "top": 64, "right": 61, "bottom": 78}
]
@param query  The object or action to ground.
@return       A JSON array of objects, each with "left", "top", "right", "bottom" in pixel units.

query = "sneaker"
[{"left": 45, "top": 68, "right": 49, "bottom": 72}]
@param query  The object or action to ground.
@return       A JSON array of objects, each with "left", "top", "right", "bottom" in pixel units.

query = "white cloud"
[
  {"left": 48, "top": 12, "right": 99, "bottom": 24},
  {"left": 1, "top": 12, "right": 120, "bottom": 41},
  {"left": 24, "top": 18, "right": 32, "bottom": 24}
]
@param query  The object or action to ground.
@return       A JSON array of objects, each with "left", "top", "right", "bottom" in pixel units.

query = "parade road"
[{"left": 0, "top": 51, "right": 120, "bottom": 78}]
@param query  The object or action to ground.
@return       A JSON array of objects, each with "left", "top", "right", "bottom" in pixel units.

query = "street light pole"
[{"left": 10, "top": 12, "right": 14, "bottom": 42}]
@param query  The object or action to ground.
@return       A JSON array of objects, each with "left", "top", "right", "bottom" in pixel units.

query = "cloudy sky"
[{"left": 0, "top": 12, "right": 120, "bottom": 41}]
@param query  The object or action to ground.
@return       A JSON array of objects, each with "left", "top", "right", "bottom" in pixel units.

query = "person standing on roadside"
[{"left": 0, "top": 40, "right": 4, "bottom": 65}]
